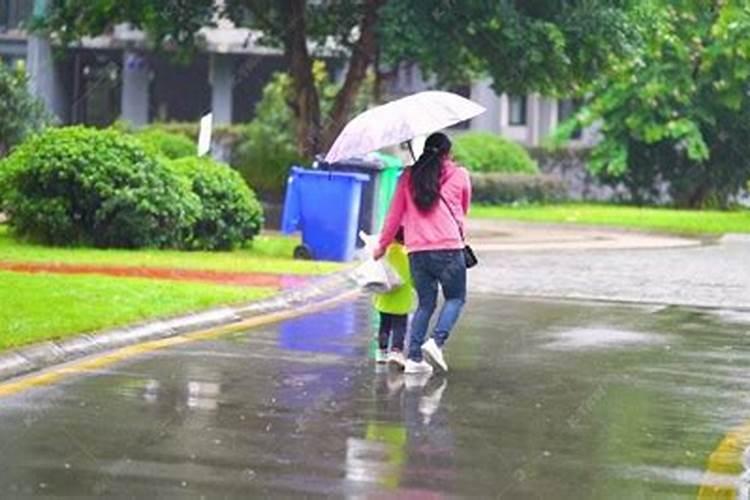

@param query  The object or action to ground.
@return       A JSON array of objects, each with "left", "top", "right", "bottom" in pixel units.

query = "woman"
[{"left": 375, "top": 132, "right": 471, "bottom": 374}]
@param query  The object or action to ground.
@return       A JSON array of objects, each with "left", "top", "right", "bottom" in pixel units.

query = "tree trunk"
[
  {"left": 280, "top": 0, "right": 321, "bottom": 158},
  {"left": 321, "top": 0, "right": 386, "bottom": 151}
]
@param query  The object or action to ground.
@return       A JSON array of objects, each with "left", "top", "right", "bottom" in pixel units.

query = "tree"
[
  {"left": 556, "top": 1, "right": 750, "bottom": 208},
  {"left": 0, "top": 61, "right": 51, "bottom": 156},
  {"left": 378, "top": 1, "right": 632, "bottom": 95},
  {"left": 40, "top": 1, "right": 630, "bottom": 157},
  {"left": 234, "top": 60, "right": 373, "bottom": 200}
]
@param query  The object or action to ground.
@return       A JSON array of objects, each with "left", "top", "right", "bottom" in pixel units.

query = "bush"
[
  {"left": 453, "top": 132, "right": 538, "bottom": 174},
  {"left": 170, "top": 157, "right": 264, "bottom": 250},
  {"left": 135, "top": 127, "right": 196, "bottom": 159},
  {"left": 0, "top": 126, "right": 200, "bottom": 248},
  {"left": 471, "top": 173, "right": 566, "bottom": 205}
]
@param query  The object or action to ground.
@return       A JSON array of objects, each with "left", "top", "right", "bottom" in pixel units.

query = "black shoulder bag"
[{"left": 439, "top": 194, "right": 478, "bottom": 269}]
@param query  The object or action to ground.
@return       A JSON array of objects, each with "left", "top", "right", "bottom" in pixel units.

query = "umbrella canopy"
[{"left": 324, "top": 91, "right": 486, "bottom": 163}]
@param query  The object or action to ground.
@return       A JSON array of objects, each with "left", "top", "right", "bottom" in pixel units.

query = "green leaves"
[
  {"left": 380, "top": 0, "right": 632, "bottom": 94},
  {"left": 453, "top": 132, "right": 539, "bottom": 175},
  {"left": 556, "top": 0, "right": 750, "bottom": 207},
  {"left": 170, "top": 156, "right": 263, "bottom": 250},
  {"left": 0, "top": 127, "right": 204, "bottom": 248},
  {"left": 0, "top": 62, "right": 51, "bottom": 157}
]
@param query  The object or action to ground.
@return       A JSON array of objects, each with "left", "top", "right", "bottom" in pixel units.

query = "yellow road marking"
[
  {"left": 697, "top": 422, "right": 750, "bottom": 499},
  {"left": 0, "top": 290, "right": 359, "bottom": 399}
]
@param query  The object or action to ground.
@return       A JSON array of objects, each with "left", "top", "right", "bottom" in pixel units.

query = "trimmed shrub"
[
  {"left": 453, "top": 132, "right": 538, "bottom": 174},
  {"left": 135, "top": 127, "right": 196, "bottom": 159},
  {"left": 471, "top": 173, "right": 566, "bottom": 205},
  {"left": 0, "top": 126, "right": 200, "bottom": 248},
  {"left": 170, "top": 157, "right": 264, "bottom": 250}
]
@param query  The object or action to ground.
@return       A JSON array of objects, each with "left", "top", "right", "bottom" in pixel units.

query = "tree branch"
[
  {"left": 322, "top": 0, "right": 386, "bottom": 150},
  {"left": 279, "top": 0, "right": 321, "bottom": 156}
]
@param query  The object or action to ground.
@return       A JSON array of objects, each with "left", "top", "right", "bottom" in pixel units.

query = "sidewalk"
[
  {"left": 468, "top": 218, "right": 701, "bottom": 252},
  {"left": 469, "top": 219, "right": 750, "bottom": 310}
]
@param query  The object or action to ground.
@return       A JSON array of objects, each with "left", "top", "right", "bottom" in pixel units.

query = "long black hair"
[{"left": 410, "top": 132, "right": 452, "bottom": 212}]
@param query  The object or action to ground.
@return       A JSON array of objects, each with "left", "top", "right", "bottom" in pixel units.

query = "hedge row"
[{"left": 471, "top": 173, "right": 566, "bottom": 205}]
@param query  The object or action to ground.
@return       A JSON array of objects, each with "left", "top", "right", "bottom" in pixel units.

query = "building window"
[
  {"left": 448, "top": 84, "right": 471, "bottom": 129},
  {"left": 508, "top": 95, "right": 527, "bottom": 126},
  {"left": 0, "top": 0, "right": 34, "bottom": 30},
  {"left": 558, "top": 98, "right": 582, "bottom": 139}
]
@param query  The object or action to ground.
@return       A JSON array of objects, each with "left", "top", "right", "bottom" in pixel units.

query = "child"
[{"left": 374, "top": 228, "right": 413, "bottom": 368}]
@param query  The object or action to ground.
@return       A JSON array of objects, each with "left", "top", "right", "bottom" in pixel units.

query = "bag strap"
[{"left": 438, "top": 192, "right": 465, "bottom": 243}]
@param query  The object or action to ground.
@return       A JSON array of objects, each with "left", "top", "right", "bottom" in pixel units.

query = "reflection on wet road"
[{"left": 1, "top": 296, "right": 750, "bottom": 498}]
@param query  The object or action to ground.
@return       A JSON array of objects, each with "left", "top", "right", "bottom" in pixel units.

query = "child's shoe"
[{"left": 387, "top": 350, "right": 406, "bottom": 369}]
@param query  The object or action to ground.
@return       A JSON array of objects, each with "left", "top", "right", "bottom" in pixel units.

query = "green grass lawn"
[
  {"left": 0, "top": 225, "right": 342, "bottom": 275},
  {"left": 471, "top": 203, "right": 750, "bottom": 236},
  {"left": 0, "top": 270, "right": 273, "bottom": 350}
]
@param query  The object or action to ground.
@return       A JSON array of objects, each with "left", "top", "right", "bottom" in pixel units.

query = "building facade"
[
  {"left": 0, "top": 0, "right": 286, "bottom": 127},
  {"left": 2, "top": 1, "right": 593, "bottom": 148},
  {"left": 386, "top": 63, "right": 596, "bottom": 148}
]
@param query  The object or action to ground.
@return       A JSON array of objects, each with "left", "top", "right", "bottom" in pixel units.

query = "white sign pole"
[{"left": 198, "top": 112, "right": 213, "bottom": 156}]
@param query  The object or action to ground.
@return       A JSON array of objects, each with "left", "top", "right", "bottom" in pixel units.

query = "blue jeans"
[{"left": 407, "top": 249, "right": 467, "bottom": 362}]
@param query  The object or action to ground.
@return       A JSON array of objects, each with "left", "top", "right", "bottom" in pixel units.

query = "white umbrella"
[{"left": 324, "top": 90, "right": 486, "bottom": 163}]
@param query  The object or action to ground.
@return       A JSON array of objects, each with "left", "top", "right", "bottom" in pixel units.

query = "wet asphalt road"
[{"left": 2, "top": 295, "right": 750, "bottom": 498}]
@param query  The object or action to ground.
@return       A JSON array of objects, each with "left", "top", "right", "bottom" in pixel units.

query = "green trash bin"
[{"left": 372, "top": 153, "right": 404, "bottom": 232}]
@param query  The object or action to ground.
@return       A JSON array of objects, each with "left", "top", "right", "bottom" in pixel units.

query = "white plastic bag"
[{"left": 351, "top": 231, "right": 403, "bottom": 293}]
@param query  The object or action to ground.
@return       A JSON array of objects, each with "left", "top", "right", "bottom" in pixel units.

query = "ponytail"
[{"left": 410, "top": 132, "right": 452, "bottom": 212}]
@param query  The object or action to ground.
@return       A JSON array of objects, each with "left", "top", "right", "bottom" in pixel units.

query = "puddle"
[{"left": 544, "top": 327, "right": 669, "bottom": 351}]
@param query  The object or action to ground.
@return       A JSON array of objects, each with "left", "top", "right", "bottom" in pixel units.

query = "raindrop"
[
  {"left": 64, "top": 463, "right": 71, "bottom": 470},
  {"left": 181, "top": 481, "right": 188, "bottom": 487},
  {"left": 38, "top": 483, "right": 47, "bottom": 489},
  {"left": 213, "top": 439, "right": 222, "bottom": 445},
  {"left": 543, "top": 451, "right": 551, "bottom": 457},
  {"left": 240, "top": 415, "right": 246, "bottom": 421}
]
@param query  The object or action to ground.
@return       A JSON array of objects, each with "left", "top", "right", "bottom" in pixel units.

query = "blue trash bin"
[{"left": 281, "top": 167, "right": 369, "bottom": 262}]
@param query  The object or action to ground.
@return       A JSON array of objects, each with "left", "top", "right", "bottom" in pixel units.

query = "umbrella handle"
[{"left": 407, "top": 141, "right": 416, "bottom": 163}]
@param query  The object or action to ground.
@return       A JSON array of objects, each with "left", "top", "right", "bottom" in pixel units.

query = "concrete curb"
[{"left": 0, "top": 269, "right": 359, "bottom": 383}]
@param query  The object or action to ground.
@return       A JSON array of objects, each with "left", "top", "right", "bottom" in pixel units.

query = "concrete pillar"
[
  {"left": 527, "top": 93, "right": 541, "bottom": 146},
  {"left": 210, "top": 54, "right": 233, "bottom": 125},
  {"left": 537, "top": 97, "right": 557, "bottom": 141},
  {"left": 498, "top": 93, "right": 509, "bottom": 131},
  {"left": 121, "top": 51, "right": 150, "bottom": 126},
  {"left": 26, "top": 0, "right": 67, "bottom": 122},
  {"left": 469, "top": 79, "right": 501, "bottom": 134},
  {"left": 26, "top": 36, "right": 67, "bottom": 122}
]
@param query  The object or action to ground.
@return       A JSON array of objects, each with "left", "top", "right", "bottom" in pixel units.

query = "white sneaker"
[
  {"left": 419, "top": 379, "right": 448, "bottom": 424},
  {"left": 375, "top": 349, "right": 388, "bottom": 364},
  {"left": 387, "top": 350, "right": 406, "bottom": 368},
  {"left": 404, "top": 359, "right": 434, "bottom": 375},
  {"left": 421, "top": 339, "right": 448, "bottom": 372}
]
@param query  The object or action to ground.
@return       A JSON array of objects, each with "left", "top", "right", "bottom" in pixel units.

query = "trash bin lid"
[
  {"left": 373, "top": 152, "right": 403, "bottom": 170},
  {"left": 290, "top": 166, "right": 369, "bottom": 183}
]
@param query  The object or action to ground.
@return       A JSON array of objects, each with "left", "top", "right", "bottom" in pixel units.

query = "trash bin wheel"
[{"left": 293, "top": 244, "right": 313, "bottom": 260}]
